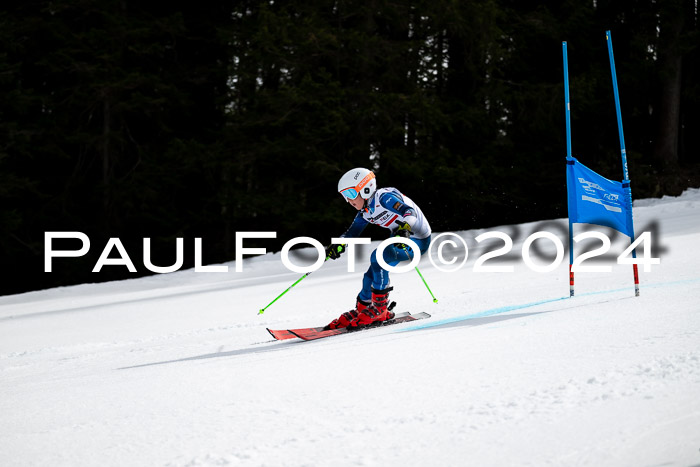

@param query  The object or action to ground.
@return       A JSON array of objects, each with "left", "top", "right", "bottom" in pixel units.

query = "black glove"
[
  {"left": 325, "top": 243, "right": 346, "bottom": 260},
  {"left": 394, "top": 221, "right": 412, "bottom": 249}
]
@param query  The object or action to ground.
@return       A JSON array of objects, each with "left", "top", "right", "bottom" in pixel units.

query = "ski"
[
  {"left": 267, "top": 326, "right": 323, "bottom": 341},
  {"left": 267, "top": 313, "right": 410, "bottom": 341},
  {"left": 290, "top": 312, "right": 431, "bottom": 341},
  {"left": 266, "top": 302, "right": 402, "bottom": 341}
]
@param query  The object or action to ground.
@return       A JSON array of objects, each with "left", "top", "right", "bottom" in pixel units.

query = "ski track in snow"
[{"left": 1, "top": 188, "right": 700, "bottom": 466}]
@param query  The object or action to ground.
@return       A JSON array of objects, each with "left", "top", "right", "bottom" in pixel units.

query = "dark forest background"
[{"left": 1, "top": 0, "right": 699, "bottom": 295}]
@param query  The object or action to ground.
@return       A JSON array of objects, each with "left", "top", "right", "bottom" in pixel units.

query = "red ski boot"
[
  {"left": 327, "top": 297, "right": 371, "bottom": 330},
  {"left": 348, "top": 287, "right": 395, "bottom": 329}
]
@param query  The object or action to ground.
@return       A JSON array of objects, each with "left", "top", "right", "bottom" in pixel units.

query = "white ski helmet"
[{"left": 338, "top": 167, "right": 377, "bottom": 201}]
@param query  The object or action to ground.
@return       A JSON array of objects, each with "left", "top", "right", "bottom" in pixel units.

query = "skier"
[{"left": 325, "top": 167, "right": 432, "bottom": 329}]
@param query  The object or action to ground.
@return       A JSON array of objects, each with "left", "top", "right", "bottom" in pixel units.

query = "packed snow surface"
[{"left": 2, "top": 189, "right": 700, "bottom": 467}]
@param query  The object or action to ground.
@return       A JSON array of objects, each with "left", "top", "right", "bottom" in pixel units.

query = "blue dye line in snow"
[
  {"left": 400, "top": 276, "right": 700, "bottom": 333},
  {"left": 400, "top": 296, "right": 569, "bottom": 332}
]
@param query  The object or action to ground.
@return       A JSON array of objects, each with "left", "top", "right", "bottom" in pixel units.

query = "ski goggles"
[{"left": 339, "top": 172, "right": 375, "bottom": 201}]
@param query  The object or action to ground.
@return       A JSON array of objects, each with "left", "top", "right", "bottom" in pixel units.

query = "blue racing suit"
[{"left": 340, "top": 187, "right": 432, "bottom": 301}]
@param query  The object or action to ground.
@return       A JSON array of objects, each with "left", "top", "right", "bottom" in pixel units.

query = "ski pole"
[
  {"left": 258, "top": 269, "right": 316, "bottom": 315},
  {"left": 413, "top": 264, "right": 438, "bottom": 303},
  {"left": 258, "top": 245, "right": 344, "bottom": 315},
  {"left": 398, "top": 241, "right": 438, "bottom": 304}
]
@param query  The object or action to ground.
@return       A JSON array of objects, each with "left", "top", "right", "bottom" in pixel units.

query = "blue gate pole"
[
  {"left": 606, "top": 30, "right": 640, "bottom": 296},
  {"left": 563, "top": 41, "right": 575, "bottom": 297}
]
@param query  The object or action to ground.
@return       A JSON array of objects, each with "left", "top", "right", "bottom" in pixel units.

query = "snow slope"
[{"left": 1, "top": 189, "right": 700, "bottom": 467}]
